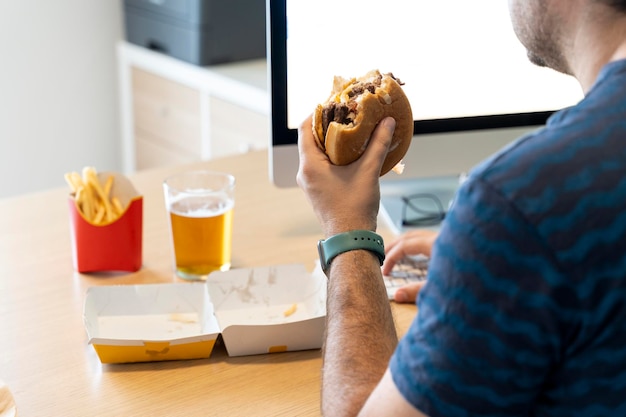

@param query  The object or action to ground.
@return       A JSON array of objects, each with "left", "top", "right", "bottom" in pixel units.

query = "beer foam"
[{"left": 169, "top": 194, "right": 234, "bottom": 218}]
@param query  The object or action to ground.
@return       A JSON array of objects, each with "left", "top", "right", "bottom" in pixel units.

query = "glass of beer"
[{"left": 163, "top": 171, "right": 235, "bottom": 281}]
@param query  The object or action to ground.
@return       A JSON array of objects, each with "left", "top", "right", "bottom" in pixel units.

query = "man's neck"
[{"left": 570, "top": 8, "right": 626, "bottom": 92}]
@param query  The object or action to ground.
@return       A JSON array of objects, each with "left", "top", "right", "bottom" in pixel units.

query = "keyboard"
[{"left": 384, "top": 256, "right": 429, "bottom": 300}]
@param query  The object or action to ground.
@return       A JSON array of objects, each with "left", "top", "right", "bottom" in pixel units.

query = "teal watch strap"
[{"left": 317, "top": 230, "right": 385, "bottom": 275}]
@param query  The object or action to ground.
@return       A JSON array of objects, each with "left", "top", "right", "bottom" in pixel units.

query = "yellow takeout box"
[{"left": 83, "top": 264, "right": 326, "bottom": 363}]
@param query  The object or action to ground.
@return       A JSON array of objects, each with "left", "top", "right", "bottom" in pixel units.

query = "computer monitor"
[{"left": 267, "top": 0, "right": 583, "bottom": 230}]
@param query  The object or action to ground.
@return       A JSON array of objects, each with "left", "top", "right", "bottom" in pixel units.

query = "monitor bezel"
[{"left": 267, "top": 0, "right": 556, "bottom": 148}]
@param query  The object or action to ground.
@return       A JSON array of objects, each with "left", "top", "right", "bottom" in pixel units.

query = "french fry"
[
  {"left": 103, "top": 175, "right": 113, "bottom": 199},
  {"left": 93, "top": 204, "right": 106, "bottom": 225},
  {"left": 65, "top": 167, "right": 126, "bottom": 225},
  {"left": 283, "top": 303, "right": 298, "bottom": 317},
  {"left": 64, "top": 172, "right": 84, "bottom": 193},
  {"left": 78, "top": 184, "right": 95, "bottom": 221},
  {"left": 111, "top": 197, "right": 124, "bottom": 216},
  {"left": 84, "top": 169, "right": 116, "bottom": 223},
  {"left": 74, "top": 187, "right": 85, "bottom": 214}
]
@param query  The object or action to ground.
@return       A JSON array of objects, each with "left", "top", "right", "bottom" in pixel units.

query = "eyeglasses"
[{"left": 401, "top": 193, "right": 446, "bottom": 227}]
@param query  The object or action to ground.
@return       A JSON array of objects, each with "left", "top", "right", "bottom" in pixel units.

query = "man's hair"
[{"left": 603, "top": 0, "right": 626, "bottom": 12}]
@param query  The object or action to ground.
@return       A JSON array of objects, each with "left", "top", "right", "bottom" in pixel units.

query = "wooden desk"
[{"left": 0, "top": 150, "right": 416, "bottom": 417}]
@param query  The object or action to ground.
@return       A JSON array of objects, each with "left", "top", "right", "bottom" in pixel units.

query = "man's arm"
[
  {"left": 322, "top": 249, "right": 428, "bottom": 417},
  {"left": 297, "top": 115, "right": 427, "bottom": 416},
  {"left": 322, "top": 249, "right": 397, "bottom": 415}
]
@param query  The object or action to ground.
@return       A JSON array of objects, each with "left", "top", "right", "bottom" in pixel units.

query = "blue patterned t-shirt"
[{"left": 390, "top": 59, "right": 626, "bottom": 416}]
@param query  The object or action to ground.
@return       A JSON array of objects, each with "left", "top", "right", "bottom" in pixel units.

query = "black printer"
[{"left": 123, "top": 0, "right": 266, "bottom": 66}]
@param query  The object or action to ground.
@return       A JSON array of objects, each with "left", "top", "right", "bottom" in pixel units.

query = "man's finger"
[
  {"left": 394, "top": 281, "right": 426, "bottom": 304},
  {"left": 362, "top": 117, "right": 395, "bottom": 175}
]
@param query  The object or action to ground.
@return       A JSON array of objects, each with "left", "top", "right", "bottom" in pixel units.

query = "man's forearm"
[{"left": 322, "top": 249, "right": 398, "bottom": 417}]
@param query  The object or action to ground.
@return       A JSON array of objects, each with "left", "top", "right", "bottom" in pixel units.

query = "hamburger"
[{"left": 312, "top": 69, "right": 413, "bottom": 175}]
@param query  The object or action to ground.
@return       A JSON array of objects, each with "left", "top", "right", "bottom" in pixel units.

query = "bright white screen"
[{"left": 286, "top": 0, "right": 583, "bottom": 129}]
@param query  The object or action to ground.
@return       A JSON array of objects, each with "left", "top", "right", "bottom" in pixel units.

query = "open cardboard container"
[{"left": 84, "top": 264, "right": 326, "bottom": 363}]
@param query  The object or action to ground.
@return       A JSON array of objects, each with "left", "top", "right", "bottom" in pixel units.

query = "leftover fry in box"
[{"left": 66, "top": 167, "right": 143, "bottom": 273}]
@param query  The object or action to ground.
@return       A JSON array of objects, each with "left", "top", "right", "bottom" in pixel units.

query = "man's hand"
[
  {"left": 383, "top": 230, "right": 438, "bottom": 303},
  {"left": 296, "top": 115, "right": 395, "bottom": 237}
]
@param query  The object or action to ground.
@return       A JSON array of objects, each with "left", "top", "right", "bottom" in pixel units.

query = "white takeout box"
[{"left": 83, "top": 264, "right": 327, "bottom": 363}]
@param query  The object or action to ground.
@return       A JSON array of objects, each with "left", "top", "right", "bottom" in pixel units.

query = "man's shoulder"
[{"left": 473, "top": 59, "right": 626, "bottom": 189}]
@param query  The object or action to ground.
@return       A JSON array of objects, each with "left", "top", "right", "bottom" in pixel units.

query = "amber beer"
[{"left": 164, "top": 171, "right": 235, "bottom": 280}]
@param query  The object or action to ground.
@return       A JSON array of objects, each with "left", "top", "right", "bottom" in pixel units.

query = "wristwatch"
[{"left": 317, "top": 230, "right": 385, "bottom": 275}]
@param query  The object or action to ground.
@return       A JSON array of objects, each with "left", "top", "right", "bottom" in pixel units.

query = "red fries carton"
[{"left": 67, "top": 171, "right": 143, "bottom": 273}]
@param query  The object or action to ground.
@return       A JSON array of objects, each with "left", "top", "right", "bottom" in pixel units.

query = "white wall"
[{"left": 0, "top": 1, "right": 123, "bottom": 198}]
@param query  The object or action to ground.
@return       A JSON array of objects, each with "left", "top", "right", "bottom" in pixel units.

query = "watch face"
[{"left": 317, "top": 240, "right": 329, "bottom": 275}]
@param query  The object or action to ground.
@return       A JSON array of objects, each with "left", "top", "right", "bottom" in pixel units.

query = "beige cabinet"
[
  {"left": 118, "top": 42, "right": 269, "bottom": 172},
  {"left": 132, "top": 67, "right": 203, "bottom": 169}
]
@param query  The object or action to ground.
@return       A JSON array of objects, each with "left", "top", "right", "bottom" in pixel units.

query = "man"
[{"left": 296, "top": 1, "right": 626, "bottom": 415}]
